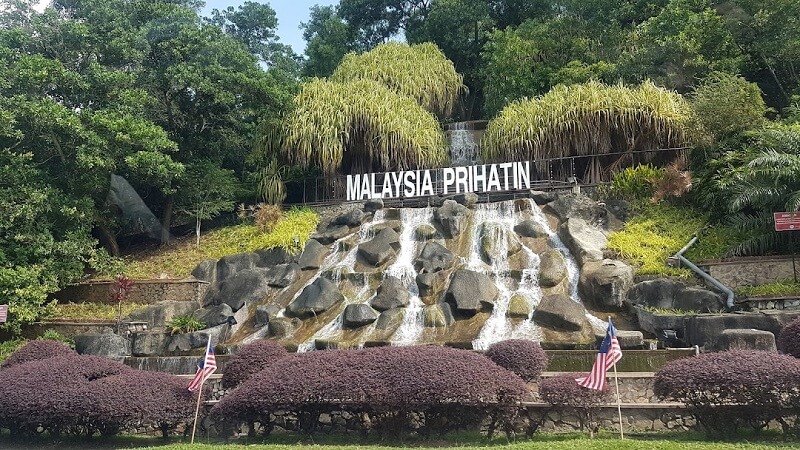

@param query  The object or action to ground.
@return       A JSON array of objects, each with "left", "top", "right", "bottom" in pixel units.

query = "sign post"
[
  {"left": 774, "top": 212, "right": 800, "bottom": 283},
  {"left": 0, "top": 305, "right": 7, "bottom": 323}
]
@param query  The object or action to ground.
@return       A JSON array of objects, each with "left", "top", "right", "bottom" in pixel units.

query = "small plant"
[
  {"left": 642, "top": 306, "right": 700, "bottom": 315},
  {"left": 651, "top": 164, "right": 692, "bottom": 203},
  {"left": 166, "top": 315, "right": 205, "bottom": 335},
  {"left": 484, "top": 339, "right": 548, "bottom": 382},
  {"left": 778, "top": 317, "right": 800, "bottom": 359},
  {"left": 609, "top": 164, "right": 664, "bottom": 202},
  {"left": 254, "top": 204, "right": 284, "bottom": 232},
  {"left": 110, "top": 275, "right": 135, "bottom": 334}
]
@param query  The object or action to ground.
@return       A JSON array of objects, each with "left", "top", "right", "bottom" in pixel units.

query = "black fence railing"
[{"left": 282, "top": 147, "right": 688, "bottom": 207}]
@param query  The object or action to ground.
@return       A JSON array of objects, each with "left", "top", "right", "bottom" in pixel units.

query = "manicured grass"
[
  {"left": 607, "top": 203, "right": 745, "bottom": 277},
  {"left": 100, "top": 208, "right": 318, "bottom": 280},
  {"left": 737, "top": 279, "right": 800, "bottom": 297},
  {"left": 49, "top": 302, "right": 148, "bottom": 321}
]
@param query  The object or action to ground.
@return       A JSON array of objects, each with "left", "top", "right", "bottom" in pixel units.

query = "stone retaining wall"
[
  {"left": 699, "top": 257, "right": 798, "bottom": 288},
  {"left": 54, "top": 279, "right": 208, "bottom": 305}
]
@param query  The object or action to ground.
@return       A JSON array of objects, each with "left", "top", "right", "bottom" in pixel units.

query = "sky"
[{"left": 202, "top": 0, "right": 338, "bottom": 56}]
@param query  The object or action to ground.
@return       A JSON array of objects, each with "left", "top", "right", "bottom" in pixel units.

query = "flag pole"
[
  {"left": 610, "top": 316, "right": 624, "bottom": 439},
  {"left": 190, "top": 381, "right": 204, "bottom": 444}
]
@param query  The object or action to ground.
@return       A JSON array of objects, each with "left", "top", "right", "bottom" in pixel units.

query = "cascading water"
[
  {"left": 448, "top": 122, "right": 480, "bottom": 166},
  {"left": 388, "top": 207, "right": 434, "bottom": 345}
]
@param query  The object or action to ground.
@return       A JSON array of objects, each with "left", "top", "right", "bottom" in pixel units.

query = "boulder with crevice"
[
  {"left": 414, "top": 242, "right": 454, "bottom": 274},
  {"left": 358, "top": 227, "right": 400, "bottom": 266},
  {"left": 579, "top": 259, "right": 634, "bottom": 310},
  {"left": 286, "top": 277, "right": 344, "bottom": 318},
  {"left": 434, "top": 199, "right": 471, "bottom": 238},
  {"left": 444, "top": 269, "right": 498, "bottom": 316},
  {"left": 557, "top": 218, "right": 606, "bottom": 266}
]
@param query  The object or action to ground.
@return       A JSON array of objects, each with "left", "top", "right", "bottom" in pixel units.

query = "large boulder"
[
  {"left": 579, "top": 259, "right": 634, "bottom": 310},
  {"left": 545, "top": 193, "right": 605, "bottom": 224},
  {"left": 364, "top": 198, "right": 384, "bottom": 213},
  {"left": 192, "top": 304, "right": 235, "bottom": 328},
  {"left": 514, "top": 220, "right": 548, "bottom": 238},
  {"left": 532, "top": 294, "right": 587, "bottom": 332},
  {"left": 414, "top": 242, "right": 454, "bottom": 274},
  {"left": 684, "top": 311, "right": 800, "bottom": 348},
  {"left": 205, "top": 269, "right": 270, "bottom": 311},
  {"left": 710, "top": 329, "right": 777, "bottom": 352},
  {"left": 538, "top": 250, "right": 567, "bottom": 288},
  {"left": 332, "top": 209, "right": 365, "bottom": 227},
  {"left": 434, "top": 200, "right": 471, "bottom": 238},
  {"left": 530, "top": 190, "right": 557, "bottom": 205},
  {"left": 74, "top": 331, "right": 131, "bottom": 357},
  {"left": 557, "top": 218, "right": 606, "bottom": 266},
  {"left": 371, "top": 276, "right": 411, "bottom": 311},
  {"left": 255, "top": 247, "right": 295, "bottom": 267},
  {"left": 423, "top": 303, "right": 455, "bottom": 327},
  {"left": 265, "top": 263, "right": 300, "bottom": 288},
  {"left": 127, "top": 301, "right": 198, "bottom": 328},
  {"left": 627, "top": 279, "right": 725, "bottom": 313},
  {"left": 358, "top": 227, "right": 400, "bottom": 266},
  {"left": 312, "top": 224, "right": 351, "bottom": 245},
  {"left": 216, "top": 252, "right": 260, "bottom": 281},
  {"left": 342, "top": 304, "right": 379, "bottom": 328},
  {"left": 444, "top": 270, "right": 498, "bottom": 316},
  {"left": 298, "top": 239, "right": 327, "bottom": 270},
  {"left": 480, "top": 222, "right": 522, "bottom": 264},
  {"left": 191, "top": 259, "right": 217, "bottom": 283},
  {"left": 375, "top": 308, "right": 405, "bottom": 331},
  {"left": 414, "top": 224, "right": 438, "bottom": 241},
  {"left": 506, "top": 294, "right": 532, "bottom": 318},
  {"left": 286, "top": 277, "right": 344, "bottom": 318},
  {"left": 131, "top": 331, "right": 170, "bottom": 356},
  {"left": 268, "top": 317, "right": 301, "bottom": 338},
  {"left": 254, "top": 304, "right": 282, "bottom": 327}
]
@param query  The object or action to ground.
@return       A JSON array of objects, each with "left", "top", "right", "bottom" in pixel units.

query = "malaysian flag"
[
  {"left": 0, "top": 305, "right": 6, "bottom": 323},
  {"left": 188, "top": 336, "right": 217, "bottom": 392},
  {"left": 576, "top": 319, "right": 623, "bottom": 390}
]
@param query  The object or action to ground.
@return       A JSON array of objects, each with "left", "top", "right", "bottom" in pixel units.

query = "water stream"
[{"left": 449, "top": 122, "right": 480, "bottom": 166}]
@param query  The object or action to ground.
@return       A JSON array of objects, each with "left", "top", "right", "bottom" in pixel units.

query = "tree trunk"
[
  {"left": 161, "top": 196, "right": 174, "bottom": 245},
  {"left": 195, "top": 216, "right": 201, "bottom": 248},
  {"left": 97, "top": 224, "right": 120, "bottom": 257}
]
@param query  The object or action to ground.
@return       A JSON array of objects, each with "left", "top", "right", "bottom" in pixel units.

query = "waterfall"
[
  {"left": 388, "top": 207, "right": 434, "bottom": 345},
  {"left": 448, "top": 122, "right": 479, "bottom": 166}
]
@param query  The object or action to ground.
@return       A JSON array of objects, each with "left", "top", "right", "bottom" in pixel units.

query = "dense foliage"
[
  {"left": 221, "top": 341, "right": 289, "bottom": 389},
  {"left": 484, "top": 339, "right": 548, "bottom": 382},
  {"left": 778, "top": 317, "right": 800, "bottom": 359},
  {"left": 212, "top": 346, "right": 529, "bottom": 436},
  {"left": 0, "top": 352, "right": 194, "bottom": 437},
  {"left": 0, "top": 340, "right": 75, "bottom": 369},
  {"left": 539, "top": 373, "right": 610, "bottom": 436},
  {"left": 654, "top": 350, "right": 800, "bottom": 436}
]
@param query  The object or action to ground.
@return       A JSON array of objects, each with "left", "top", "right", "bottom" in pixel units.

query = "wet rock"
[
  {"left": 74, "top": 332, "right": 131, "bottom": 357},
  {"left": 506, "top": 294, "right": 532, "bottom": 318},
  {"left": 414, "top": 224, "right": 438, "bottom": 241},
  {"left": 216, "top": 252, "right": 260, "bottom": 282},
  {"left": 514, "top": 220, "right": 548, "bottom": 238},
  {"left": 298, "top": 239, "right": 327, "bottom": 270},
  {"left": 557, "top": 218, "right": 606, "bottom": 266},
  {"left": 191, "top": 259, "right": 217, "bottom": 283},
  {"left": 254, "top": 304, "right": 282, "bottom": 327},
  {"left": 416, "top": 271, "right": 449, "bottom": 297},
  {"left": 342, "top": 304, "right": 379, "bottom": 328},
  {"left": 530, "top": 190, "right": 557, "bottom": 205},
  {"left": 312, "top": 224, "right": 351, "bottom": 245},
  {"left": 533, "top": 294, "right": 587, "bottom": 332},
  {"left": 192, "top": 304, "right": 234, "bottom": 328},
  {"left": 131, "top": 331, "right": 170, "bottom": 356},
  {"left": 539, "top": 250, "right": 567, "bottom": 288},
  {"left": 423, "top": 303, "right": 455, "bottom": 327},
  {"left": 205, "top": 269, "right": 270, "bottom": 311},
  {"left": 434, "top": 199, "right": 471, "bottom": 238},
  {"left": 333, "top": 209, "right": 365, "bottom": 227},
  {"left": 375, "top": 308, "right": 405, "bottom": 330},
  {"left": 255, "top": 247, "right": 295, "bottom": 266},
  {"left": 375, "top": 220, "right": 402, "bottom": 233},
  {"left": 266, "top": 263, "right": 300, "bottom": 288},
  {"left": 545, "top": 193, "right": 606, "bottom": 224},
  {"left": 716, "top": 329, "right": 777, "bottom": 352},
  {"left": 480, "top": 222, "right": 522, "bottom": 264},
  {"left": 358, "top": 227, "right": 400, "bottom": 266},
  {"left": 415, "top": 242, "right": 454, "bottom": 273},
  {"left": 364, "top": 198, "right": 384, "bottom": 213},
  {"left": 627, "top": 279, "right": 725, "bottom": 313},
  {"left": 371, "top": 276, "right": 411, "bottom": 311},
  {"left": 286, "top": 277, "right": 344, "bottom": 318},
  {"left": 127, "top": 301, "right": 199, "bottom": 328},
  {"left": 444, "top": 270, "right": 498, "bottom": 316},
  {"left": 455, "top": 192, "right": 479, "bottom": 208},
  {"left": 579, "top": 259, "right": 634, "bottom": 310},
  {"left": 268, "top": 318, "right": 301, "bottom": 338}
]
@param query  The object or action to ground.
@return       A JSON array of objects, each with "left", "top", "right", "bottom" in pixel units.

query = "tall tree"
[{"left": 301, "top": 5, "right": 358, "bottom": 77}]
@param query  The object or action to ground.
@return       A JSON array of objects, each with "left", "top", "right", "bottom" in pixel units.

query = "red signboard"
[{"left": 774, "top": 212, "right": 800, "bottom": 231}]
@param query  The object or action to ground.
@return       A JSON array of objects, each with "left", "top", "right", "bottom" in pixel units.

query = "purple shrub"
[
  {"left": 0, "top": 353, "right": 194, "bottom": 437},
  {"left": 539, "top": 373, "right": 609, "bottom": 435},
  {"left": 654, "top": 350, "right": 800, "bottom": 436},
  {"left": 778, "top": 317, "right": 800, "bottom": 358},
  {"left": 212, "top": 346, "right": 530, "bottom": 436},
  {"left": 0, "top": 340, "right": 75, "bottom": 369},
  {"left": 485, "top": 340, "right": 548, "bottom": 382},
  {"left": 221, "top": 340, "right": 289, "bottom": 389}
]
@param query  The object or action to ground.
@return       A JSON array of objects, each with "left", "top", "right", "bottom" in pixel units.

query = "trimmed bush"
[
  {"left": 212, "top": 346, "right": 529, "bottom": 437},
  {"left": 654, "top": 350, "right": 800, "bottom": 436},
  {"left": 0, "top": 340, "right": 75, "bottom": 369},
  {"left": 221, "top": 340, "right": 289, "bottom": 389},
  {"left": 539, "top": 373, "right": 609, "bottom": 436},
  {"left": 0, "top": 351, "right": 194, "bottom": 437},
  {"left": 778, "top": 317, "right": 800, "bottom": 358},
  {"left": 484, "top": 340, "right": 548, "bottom": 382}
]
